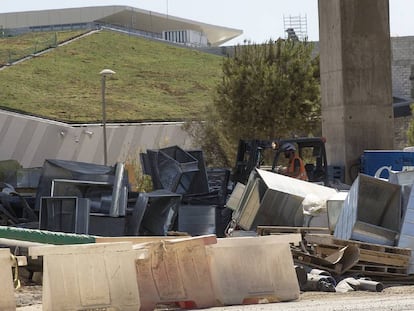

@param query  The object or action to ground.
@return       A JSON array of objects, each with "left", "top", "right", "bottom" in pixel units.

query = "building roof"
[{"left": 0, "top": 5, "right": 243, "bottom": 46}]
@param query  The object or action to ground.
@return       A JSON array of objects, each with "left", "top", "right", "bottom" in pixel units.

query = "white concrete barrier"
[
  {"left": 206, "top": 235, "right": 301, "bottom": 305},
  {"left": 134, "top": 235, "right": 217, "bottom": 310},
  {"left": 29, "top": 242, "right": 140, "bottom": 311},
  {"left": 0, "top": 248, "right": 16, "bottom": 311}
]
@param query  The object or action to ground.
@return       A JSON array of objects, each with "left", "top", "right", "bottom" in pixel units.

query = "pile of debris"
[
  {"left": 2, "top": 146, "right": 414, "bottom": 309},
  {"left": 227, "top": 166, "right": 414, "bottom": 291},
  {"left": 0, "top": 146, "right": 233, "bottom": 238}
]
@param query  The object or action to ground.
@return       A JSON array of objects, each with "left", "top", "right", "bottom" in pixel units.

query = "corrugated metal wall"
[{"left": 0, "top": 109, "right": 193, "bottom": 168}]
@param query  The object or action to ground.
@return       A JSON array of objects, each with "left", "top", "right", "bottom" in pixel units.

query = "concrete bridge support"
[{"left": 318, "top": 0, "right": 394, "bottom": 184}]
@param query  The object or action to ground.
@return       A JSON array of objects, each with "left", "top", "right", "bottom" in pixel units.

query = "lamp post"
[{"left": 99, "top": 69, "right": 115, "bottom": 166}]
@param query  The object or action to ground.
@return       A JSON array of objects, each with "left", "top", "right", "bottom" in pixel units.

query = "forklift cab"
[
  {"left": 233, "top": 137, "right": 329, "bottom": 186},
  {"left": 271, "top": 138, "right": 328, "bottom": 185}
]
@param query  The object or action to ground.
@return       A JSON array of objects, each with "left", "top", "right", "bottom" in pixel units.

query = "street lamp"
[{"left": 100, "top": 68, "right": 115, "bottom": 166}]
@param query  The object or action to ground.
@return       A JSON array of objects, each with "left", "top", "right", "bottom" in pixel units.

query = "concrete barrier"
[
  {"left": 206, "top": 235, "right": 301, "bottom": 305},
  {"left": 134, "top": 235, "right": 217, "bottom": 310},
  {"left": 0, "top": 248, "right": 15, "bottom": 311},
  {"left": 29, "top": 242, "right": 140, "bottom": 311}
]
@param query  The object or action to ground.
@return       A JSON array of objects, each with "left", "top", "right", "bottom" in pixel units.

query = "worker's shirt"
[{"left": 287, "top": 154, "right": 308, "bottom": 181}]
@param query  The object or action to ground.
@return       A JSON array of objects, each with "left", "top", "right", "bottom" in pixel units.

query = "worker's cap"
[{"left": 281, "top": 143, "right": 296, "bottom": 152}]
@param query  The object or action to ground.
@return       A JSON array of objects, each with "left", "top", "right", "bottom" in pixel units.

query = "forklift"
[{"left": 233, "top": 137, "right": 329, "bottom": 186}]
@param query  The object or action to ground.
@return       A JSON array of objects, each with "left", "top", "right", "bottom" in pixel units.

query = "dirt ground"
[{"left": 14, "top": 284, "right": 414, "bottom": 311}]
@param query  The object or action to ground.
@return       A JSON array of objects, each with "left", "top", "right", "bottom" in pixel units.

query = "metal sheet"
[
  {"left": 225, "top": 182, "right": 245, "bottom": 211},
  {"left": 389, "top": 170, "right": 414, "bottom": 216},
  {"left": 334, "top": 174, "right": 401, "bottom": 245},
  {"left": 326, "top": 191, "right": 348, "bottom": 232}
]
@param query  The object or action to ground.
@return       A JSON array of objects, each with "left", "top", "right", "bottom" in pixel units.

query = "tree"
[{"left": 184, "top": 38, "right": 321, "bottom": 167}]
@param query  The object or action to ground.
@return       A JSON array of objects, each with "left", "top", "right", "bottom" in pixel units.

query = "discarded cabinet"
[
  {"left": 334, "top": 174, "right": 401, "bottom": 246},
  {"left": 206, "top": 235, "right": 301, "bottom": 305},
  {"left": 134, "top": 235, "right": 217, "bottom": 311},
  {"left": 236, "top": 169, "right": 336, "bottom": 230},
  {"left": 0, "top": 249, "right": 15, "bottom": 311},
  {"left": 39, "top": 196, "right": 90, "bottom": 234},
  {"left": 29, "top": 242, "right": 140, "bottom": 311}
]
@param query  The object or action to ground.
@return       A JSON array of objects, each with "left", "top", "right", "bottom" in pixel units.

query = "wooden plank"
[{"left": 306, "top": 234, "right": 411, "bottom": 256}]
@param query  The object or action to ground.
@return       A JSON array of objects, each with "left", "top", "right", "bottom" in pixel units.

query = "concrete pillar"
[{"left": 318, "top": 0, "right": 394, "bottom": 184}]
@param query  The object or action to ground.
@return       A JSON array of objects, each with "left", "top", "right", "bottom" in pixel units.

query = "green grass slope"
[{"left": 0, "top": 30, "right": 224, "bottom": 123}]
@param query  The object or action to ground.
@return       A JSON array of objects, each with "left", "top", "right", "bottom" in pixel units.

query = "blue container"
[{"left": 360, "top": 150, "right": 414, "bottom": 178}]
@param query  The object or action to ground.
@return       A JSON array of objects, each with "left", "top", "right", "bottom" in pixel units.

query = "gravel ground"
[{"left": 14, "top": 284, "right": 414, "bottom": 311}]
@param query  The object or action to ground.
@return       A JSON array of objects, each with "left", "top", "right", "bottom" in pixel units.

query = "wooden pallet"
[
  {"left": 305, "top": 234, "right": 411, "bottom": 256},
  {"left": 349, "top": 263, "right": 409, "bottom": 277},
  {"left": 303, "top": 234, "right": 411, "bottom": 277},
  {"left": 313, "top": 244, "right": 410, "bottom": 267}
]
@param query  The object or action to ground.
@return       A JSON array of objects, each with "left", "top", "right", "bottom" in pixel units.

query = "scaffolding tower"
[{"left": 283, "top": 15, "right": 308, "bottom": 41}]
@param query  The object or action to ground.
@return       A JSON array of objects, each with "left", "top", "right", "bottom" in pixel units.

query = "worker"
[{"left": 280, "top": 143, "right": 308, "bottom": 181}]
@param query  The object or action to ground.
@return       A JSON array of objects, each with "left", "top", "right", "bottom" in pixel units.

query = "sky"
[{"left": 0, "top": 0, "right": 412, "bottom": 46}]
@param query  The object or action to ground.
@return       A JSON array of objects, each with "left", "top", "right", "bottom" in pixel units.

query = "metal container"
[
  {"left": 334, "top": 174, "right": 401, "bottom": 245},
  {"left": 236, "top": 169, "right": 337, "bottom": 230}
]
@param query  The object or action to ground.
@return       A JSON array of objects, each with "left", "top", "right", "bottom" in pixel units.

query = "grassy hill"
[{"left": 0, "top": 29, "right": 224, "bottom": 123}]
